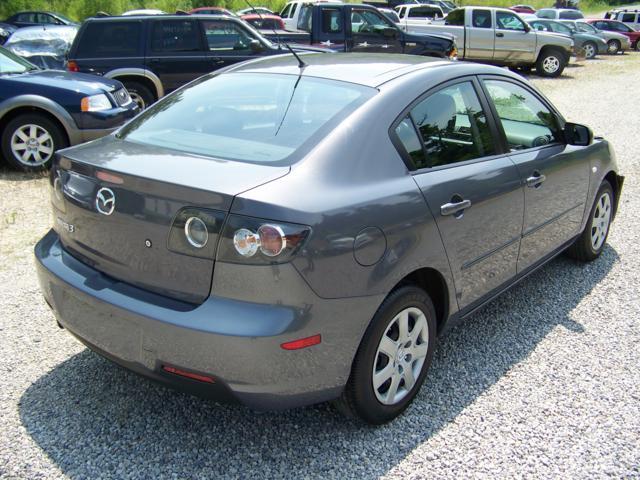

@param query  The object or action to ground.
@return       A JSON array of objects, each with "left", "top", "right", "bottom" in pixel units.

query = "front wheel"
[
  {"left": 566, "top": 180, "right": 614, "bottom": 262},
  {"left": 535, "top": 49, "right": 566, "bottom": 78},
  {"left": 334, "top": 286, "right": 437, "bottom": 424},
  {"left": 1, "top": 113, "right": 67, "bottom": 170},
  {"left": 607, "top": 39, "right": 621, "bottom": 55},
  {"left": 583, "top": 41, "right": 597, "bottom": 59}
]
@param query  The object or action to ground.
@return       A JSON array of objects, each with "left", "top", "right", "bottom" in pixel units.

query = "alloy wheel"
[
  {"left": 607, "top": 40, "right": 619, "bottom": 54},
  {"left": 590, "top": 192, "right": 612, "bottom": 251},
  {"left": 372, "top": 307, "right": 429, "bottom": 405},
  {"left": 10, "top": 124, "right": 54, "bottom": 167},
  {"left": 584, "top": 43, "right": 596, "bottom": 59},
  {"left": 542, "top": 56, "right": 560, "bottom": 74}
]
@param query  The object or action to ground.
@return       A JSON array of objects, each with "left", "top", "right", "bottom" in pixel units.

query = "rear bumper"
[{"left": 35, "top": 229, "right": 382, "bottom": 410}]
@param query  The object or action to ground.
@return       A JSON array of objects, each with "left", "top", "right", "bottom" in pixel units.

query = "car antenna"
[{"left": 242, "top": 0, "right": 306, "bottom": 68}]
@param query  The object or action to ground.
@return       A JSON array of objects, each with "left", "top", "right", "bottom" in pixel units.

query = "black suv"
[{"left": 67, "top": 14, "right": 327, "bottom": 109}]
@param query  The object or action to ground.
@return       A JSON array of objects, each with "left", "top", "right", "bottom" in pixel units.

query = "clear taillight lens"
[
  {"left": 167, "top": 208, "right": 225, "bottom": 259},
  {"left": 218, "top": 215, "right": 310, "bottom": 264}
]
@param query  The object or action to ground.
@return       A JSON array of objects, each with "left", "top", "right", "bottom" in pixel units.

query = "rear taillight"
[
  {"left": 167, "top": 208, "right": 225, "bottom": 259},
  {"left": 217, "top": 215, "right": 310, "bottom": 265},
  {"left": 67, "top": 60, "right": 79, "bottom": 72}
]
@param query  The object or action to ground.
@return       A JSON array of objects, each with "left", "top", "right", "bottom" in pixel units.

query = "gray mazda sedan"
[{"left": 35, "top": 53, "right": 624, "bottom": 424}]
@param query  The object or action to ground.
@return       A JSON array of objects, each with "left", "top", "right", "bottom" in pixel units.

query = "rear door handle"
[
  {"left": 441, "top": 199, "right": 472, "bottom": 216},
  {"left": 496, "top": 32, "right": 504, "bottom": 37},
  {"left": 211, "top": 57, "right": 225, "bottom": 65},
  {"left": 526, "top": 172, "right": 547, "bottom": 188}
]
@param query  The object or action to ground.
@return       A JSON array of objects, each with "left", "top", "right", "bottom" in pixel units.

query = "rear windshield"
[
  {"left": 559, "top": 10, "right": 584, "bottom": 19},
  {"left": 119, "top": 72, "right": 374, "bottom": 165}
]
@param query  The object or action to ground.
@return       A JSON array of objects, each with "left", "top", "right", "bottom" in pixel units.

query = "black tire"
[
  {"left": 607, "top": 39, "right": 621, "bottom": 55},
  {"left": 583, "top": 41, "right": 597, "bottom": 59},
  {"left": 566, "top": 180, "right": 614, "bottom": 262},
  {"left": 635, "top": 41, "right": 640, "bottom": 51},
  {"left": 122, "top": 80, "right": 155, "bottom": 110},
  {"left": 535, "top": 49, "right": 567, "bottom": 78},
  {"left": 1, "top": 113, "right": 67, "bottom": 171},
  {"left": 334, "top": 285, "right": 437, "bottom": 425}
]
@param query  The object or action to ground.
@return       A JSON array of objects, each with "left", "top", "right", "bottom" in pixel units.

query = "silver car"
[
  {"left": 36, "top": 53, "right": 624, "bottom": 424},
  {"left": 567, "top": 20, "right": 631, "bottom": 54}
]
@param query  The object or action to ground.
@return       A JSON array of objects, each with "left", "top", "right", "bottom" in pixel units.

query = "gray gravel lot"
[{"left": 1, "top": 56, "right": 639, "bottom": 479}]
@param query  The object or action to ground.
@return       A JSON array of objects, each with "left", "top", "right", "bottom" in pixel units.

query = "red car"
[
  {"left": 587, "top": 19, "right": 640, "bottom": 49},
  {"left": 189, "top": 6, "right": 236, "bottom": 16},
  {"left": 241, "top": 13, "right": 285, "bottom": 30},
  {"left": 510, "top": 4, "right": 536, "bottom": 14}
]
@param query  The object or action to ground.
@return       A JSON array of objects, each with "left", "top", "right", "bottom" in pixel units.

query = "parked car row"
[{"left": 0, "top": 3, "right": 638, "bottom": 172}]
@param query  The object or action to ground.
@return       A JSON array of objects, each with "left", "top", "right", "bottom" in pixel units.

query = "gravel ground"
[{"left": 1, "top": 55, "right": 639, "bottom": 479}]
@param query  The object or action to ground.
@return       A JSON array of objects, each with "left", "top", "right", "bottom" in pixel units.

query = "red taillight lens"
[
  {"left": 257, "top": 224, "right": 286, "bottom": 257},
  {"left": 161, "top": 365, "right": 215, "bottom": 383},
  {"left": 281, "top": 334, "right": 321, "bottom": 350},
  {"left": 67, "top": 60, "right": 79, "bottom": 72},
  {"left": 219, "top": 215, "right": 310, "bottom": 265}
]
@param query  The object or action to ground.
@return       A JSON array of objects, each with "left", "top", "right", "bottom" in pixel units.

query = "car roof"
[{"left": 225, "top": 53, "right": 502, "bottom": 88}]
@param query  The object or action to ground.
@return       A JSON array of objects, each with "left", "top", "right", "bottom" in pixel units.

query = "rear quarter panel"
[{"left": 229, "top": 67, "right": 462, "bottom": 315}]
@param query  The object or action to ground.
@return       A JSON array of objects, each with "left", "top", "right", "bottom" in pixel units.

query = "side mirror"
[
  {"left": 564, "top": 122, "right": 593, "bottom": 146},
  {"left": 249, "top": 39, "right": 264, "bottom": 52},
  {"left": 523, "top": 23, "right": 531, "bottom": 32},
  {"left": 382, "top": 27, "right": 398, "bottom": 38}
]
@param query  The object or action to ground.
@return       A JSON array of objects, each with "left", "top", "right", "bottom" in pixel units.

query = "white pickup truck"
[{"left": 405, "top": 6, "right": 575, "bottom": 77}]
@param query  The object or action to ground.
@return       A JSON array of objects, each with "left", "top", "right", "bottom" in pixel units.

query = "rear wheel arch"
[
  {"left": 603, "top": 170, "right": 621, "bottom": 218},
  {"left": 108, "top": 73, "right": 161, "bottom": 100},
  {"left": 393, "top": 267, "right": 450, "bottom": 334}
]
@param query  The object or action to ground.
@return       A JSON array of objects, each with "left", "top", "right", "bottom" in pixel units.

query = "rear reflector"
[
  {"left": 161, "top": 365, "right": 215, "bottom": 384},
  {"left": 281, "top": 334, "right": 321, "bottom": 350},
  {"left": 67, "top": 60, "right": 79, "bottom": 72}
]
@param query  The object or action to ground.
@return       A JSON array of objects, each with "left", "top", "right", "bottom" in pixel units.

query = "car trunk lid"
[{"left": 52, "top": 138, "right": 289, "bottom": 304}]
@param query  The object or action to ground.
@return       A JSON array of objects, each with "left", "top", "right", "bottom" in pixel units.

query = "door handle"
[
  {"left": 441, "top": 198, "right": 472, "bottom": 216},
  {"left": 211, "top": 57, "right": 225, "bottom": 65},
  {"left": 496, "top": 32, "right": 504, "bottom": 37},
  {"left": 149, "top": 58, "right": 160, "bottom": 63},
  {"left": 526, "top": 171, "right": 547, "bottom": 188}
]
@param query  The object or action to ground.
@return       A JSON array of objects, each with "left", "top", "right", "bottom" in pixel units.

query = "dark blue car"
[{"left": 0, "top": 46, "right": 138, "bottom": 170}]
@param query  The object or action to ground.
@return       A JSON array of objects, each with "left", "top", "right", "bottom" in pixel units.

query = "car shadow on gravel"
[{"left": 19, "top": 246, "right": 618, "bottom": 479}]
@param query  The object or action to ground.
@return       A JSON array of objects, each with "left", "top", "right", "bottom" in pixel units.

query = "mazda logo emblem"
[{"left": 95, "top": 187, "right": 116, "bottom": 216}]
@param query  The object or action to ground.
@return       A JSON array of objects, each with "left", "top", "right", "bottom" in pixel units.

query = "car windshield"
[
  {"left": 0, "top": 47, "right": 38, "bottom": 74},
  {"left": 119, "top": 72, "right": 375, "bottom": 165}
]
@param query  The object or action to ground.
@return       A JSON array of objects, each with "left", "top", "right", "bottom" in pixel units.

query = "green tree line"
[{"left": 0, "top": 0, "right": 288, "bottom": 20}]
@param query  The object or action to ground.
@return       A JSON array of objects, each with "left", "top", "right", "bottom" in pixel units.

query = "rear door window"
[
  {"left": 472, "top": 9, "right": 492, "bottom": 28},
  {"left": 151, "top": 20, "right": 202, "bottom": 52},
  {"left": 76, "top": 21, "right": 142, "bottom": 58},
  {"left": 621, "top": 13, "right": 636, "bottom": 22},
  {"left": 398, "top": 81, "right": 496, "bottom": 169},
  {"left": 320, "top": 8, "right": 343, "bottom": 33}
]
